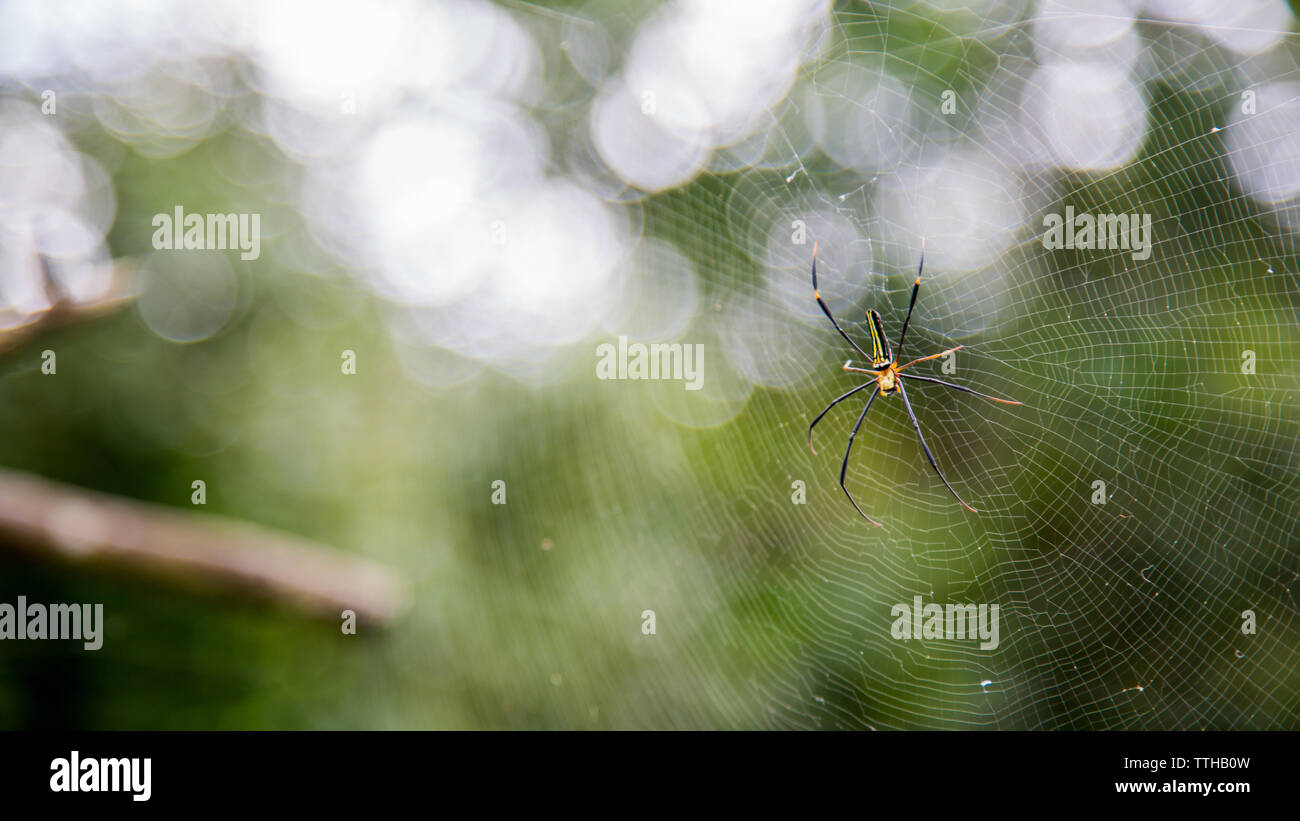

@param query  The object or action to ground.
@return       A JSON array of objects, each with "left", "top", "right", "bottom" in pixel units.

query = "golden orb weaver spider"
[{"left": 807, "top": 241, "right": 1022, "bottom": 526}]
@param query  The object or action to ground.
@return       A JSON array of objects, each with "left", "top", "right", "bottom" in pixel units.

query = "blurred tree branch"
[
  {"left": 0, "top": 468, "right": 406, "bottom": 625},
  {"left": 0, "top": 255, "right": 407, "bottom": 625}
]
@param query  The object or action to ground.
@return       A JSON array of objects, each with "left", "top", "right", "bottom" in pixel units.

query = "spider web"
[
  {"left": 647, "top": 3, "right": 1300, "bottom": 729},
  {"left": 4, "top": 0, "right": 1298, "bottom": 732}
]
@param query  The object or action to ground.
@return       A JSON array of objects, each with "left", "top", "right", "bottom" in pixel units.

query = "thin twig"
[{"left": 0, "top": 257, "right": 138, "bottom": 357}]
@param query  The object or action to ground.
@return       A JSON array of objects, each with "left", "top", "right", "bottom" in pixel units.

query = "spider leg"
[
  {"left": 808, "top": 381, "right": 875, "bottom": 454},
  {"left": 843, "top": 360, "right": 878, "bottom": 375},
  {"left": 894, "top": 238, "right": 924, "bottom": 361},
  {"left": 897, "top": 345, "right": 963, "bottom": 371},
  {"left": 897, "top": 380, "right": 977, "bottom": 513},
  {"left": 811, "top": 243, "right": 873, "bottom": 362},
  {"left": 900, "top": 374, "right": 1023, "bottom": 406},
  {"left": 838, "top": 386, "right": 884, "bottom": 527}
]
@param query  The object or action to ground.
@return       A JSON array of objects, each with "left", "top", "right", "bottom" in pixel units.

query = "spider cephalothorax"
[
  {"left": 873, "top": 362, "right": 899, "bottom": 394},
  {"left": 808, "top": 241, "right": 1023, "bottom": 526}
]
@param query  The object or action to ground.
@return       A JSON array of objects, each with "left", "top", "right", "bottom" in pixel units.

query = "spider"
[{"left": 807, "top": 241, "right": 1022, "bottom": 526}]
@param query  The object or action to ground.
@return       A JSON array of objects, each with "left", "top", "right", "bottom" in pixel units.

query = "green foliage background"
[{"left": 1, "top": 2, "right": 1298, "bottom": 729}]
